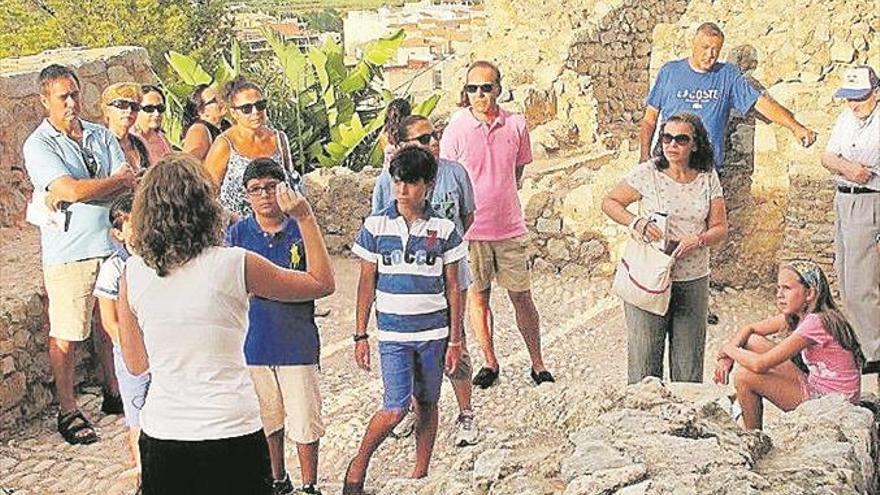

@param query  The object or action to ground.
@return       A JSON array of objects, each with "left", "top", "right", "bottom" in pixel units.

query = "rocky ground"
[{"left": 7, "top": 254, "right": 872, "bottom": 495}]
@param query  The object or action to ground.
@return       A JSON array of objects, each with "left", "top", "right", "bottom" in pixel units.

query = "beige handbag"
[
  {"left": 612, "top": 166, "right": 674, "bottom": 315},
  {"left": 612, "top": 235, "right": 674, "bottom": 315}
]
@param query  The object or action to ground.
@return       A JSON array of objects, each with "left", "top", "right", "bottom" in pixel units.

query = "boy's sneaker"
[
  {"left": 293, "top": 485, "right": 322, "bottom": 495},
  {"left": 272, "top": 473, "right": 295, "bottom": 495},
  {"left": 454, "top": 411, "right": 478, "bottom": 447},
  {"left": 390, "top": 409, "right": 415, "bottom": 439}
]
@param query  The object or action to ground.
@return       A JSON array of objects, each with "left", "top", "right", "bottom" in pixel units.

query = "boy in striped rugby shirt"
[{"left": 344, "top": 146, "right": 466, "bottom": 492}]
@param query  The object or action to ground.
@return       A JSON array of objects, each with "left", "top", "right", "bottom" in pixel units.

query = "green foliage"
[
  {"left": 159, "top": 42, "right": 241, "bottom": 147},
  {"left": 300, "top": 9, "right": 343, "bottom": 33},
  {"left": 161, "top": 28, "right": 439, "bottom": 171},
  {"left": 0, "top": 0, "right": 233, "bottom": 77}
]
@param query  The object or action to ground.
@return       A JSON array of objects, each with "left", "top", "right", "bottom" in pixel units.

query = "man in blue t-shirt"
[
  {"left": 640, "top": 22, "right": 817, "bottom": 170},
  {"left": 226, "top": 158, "right": 324, "bottom": 495}
]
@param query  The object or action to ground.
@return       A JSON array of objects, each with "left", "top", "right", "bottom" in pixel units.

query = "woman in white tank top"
[{"left": 116, "top": 152, "right": 334, "bottom": 495}]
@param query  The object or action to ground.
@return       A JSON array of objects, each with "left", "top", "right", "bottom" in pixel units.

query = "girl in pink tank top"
[{"left": 714, "top": 260, "right": 863, "bottom": 430}]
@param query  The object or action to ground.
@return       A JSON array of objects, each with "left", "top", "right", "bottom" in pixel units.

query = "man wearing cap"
[{"left": 821, "top": 65, "right": 880, "bottom": 376}]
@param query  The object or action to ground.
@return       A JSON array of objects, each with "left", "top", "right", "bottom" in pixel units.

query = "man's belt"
[{"left": 837, "top": 185, "right": 880, "bottom": 194}]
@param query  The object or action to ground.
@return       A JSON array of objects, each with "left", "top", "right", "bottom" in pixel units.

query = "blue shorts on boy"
[
  {"left": 352, "top": 202, "right": 467, "bottom": 410},
  {"left": 226, "top": 216, "right": 325, "bottom": 441},
  {"left": 93, "top": 245, "right": 151, "bottom": 427}
]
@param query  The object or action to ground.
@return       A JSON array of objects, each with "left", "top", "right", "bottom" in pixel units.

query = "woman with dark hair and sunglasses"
[
  {"left": 102, "top": 82, "right": 150, "bottom": 173},
  {"left": 117, "top": 153, "right": 334, "bottom": 495},
  {"left": 602, "top": 112, "right": 729, "bottom": 385},
  {"left": 204, "top": 77, "right": 301, "bottom": 217},
  {"left": 133, "top": 85, "right": 172, "bottom": 166},
  {"left": 181, "top": 83, "right": 229, "bottom": 161}
]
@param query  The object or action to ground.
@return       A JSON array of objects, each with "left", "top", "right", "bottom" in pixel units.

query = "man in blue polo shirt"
[
  {"left": 226, "top": 158, "right": 325, "bottom": 495},
  {"left": 640, "top": 22, "right": 817, "bottom": 170},
  {"left": 343, "top": 146, "right": 466, "bottom": 493},
  {"left": 23, "top": 64, "right": 136, "bottom": 445}
]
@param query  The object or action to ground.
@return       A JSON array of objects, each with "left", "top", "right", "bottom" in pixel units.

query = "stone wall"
[
  {"left": 0, "top": 46, "right": 154, "bottom": 228},
  {"left": 447, "top": 0, "right": 879, "bottom": 288},
  {"left": 304, "top": 164, "right": 612, "bottom": 278},
  {"left": 0, "top": 228, "right": 100, "bottom": 437}
]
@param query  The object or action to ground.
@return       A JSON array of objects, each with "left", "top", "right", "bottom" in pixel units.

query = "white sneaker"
[
  {"left": 390, "top": 410, "right": 415, "bottom": 439},
  {"left": 454, "top": 411, "right": 478, "bottom": 447}
]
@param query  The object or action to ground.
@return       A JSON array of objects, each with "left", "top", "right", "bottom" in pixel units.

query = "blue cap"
[{"left": 834, "top": 66, "right": 879, "bottom": 100}]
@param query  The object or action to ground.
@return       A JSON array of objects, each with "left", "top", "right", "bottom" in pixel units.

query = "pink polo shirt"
[{"left": 440, "top": 107, "right": 532, "bottom": 241}]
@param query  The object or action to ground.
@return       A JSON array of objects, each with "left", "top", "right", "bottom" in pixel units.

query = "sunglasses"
[
  {"left": 234, "top": 99, "right": 268, "bottom": 114},
  {"left": 81, "top": 148, "right": 99, "bottom": 178},
  {"left": 464, "top": 83, "right": 495, "bottom": 94},
  {"left": 107, "top": 100, "right": 141, "bottom": 112},
  {"left": 141, "top": 104, "right": 166, "bottom": 114},
  {"left": 246, "top": 182, "right": 280, "bottom": 197},
  {"left": 660, "top": 133, "right": 693, "bottom": 145},
  {"left": 406, "top": 131, "right": 441, "bottom": 145}
]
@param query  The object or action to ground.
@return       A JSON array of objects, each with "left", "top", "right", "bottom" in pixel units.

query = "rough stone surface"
[{"left": 0, "top": 46, "right": 154, "bottom": 228}]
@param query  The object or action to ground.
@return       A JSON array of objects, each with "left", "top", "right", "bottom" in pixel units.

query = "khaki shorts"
[
  {"left": 249, "top": 365, "right": 325, "bottom": 443},
  {"left": 44, "top": 258, "right": 103, "bottom": 342},
  {"left": 468, "top": 236, "right": 531, "bottom": 292}
]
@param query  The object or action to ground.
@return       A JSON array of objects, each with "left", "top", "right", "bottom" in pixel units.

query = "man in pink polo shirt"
[{"left": 440, "top": 60, "right": 554, "bottom": 388}]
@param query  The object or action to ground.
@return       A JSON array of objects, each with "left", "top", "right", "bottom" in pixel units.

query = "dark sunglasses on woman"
[
  {"left": 108, "top": 100, "right": 141, "bottom": 112},
  {"left": 141, "top": 104, "right": 166, "bottom": 114},
  {"left": 660, "top": 133, "right": 693, "bottom": 145},
  {"left": 234, "top": 99, "right": 268, "bottom": 115},
  {"left": 406, "top": 131, "right": 442, "bottom": 145}
]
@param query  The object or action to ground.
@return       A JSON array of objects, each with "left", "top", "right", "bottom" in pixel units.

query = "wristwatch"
[{"left": 353, "top": 333, "right": 369, "bottom": 342}]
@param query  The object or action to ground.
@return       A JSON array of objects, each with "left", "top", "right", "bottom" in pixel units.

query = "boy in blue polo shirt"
[
  {"left": 226, "top": 158, "right": 325, "bottom": 495},
  {"left": 343, "top": 146, "right": 466, "bottom": 493}
]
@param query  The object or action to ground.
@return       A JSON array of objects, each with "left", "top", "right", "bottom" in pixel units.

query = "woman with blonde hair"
[
  {"left": 117, "top": 152, "right": 334, "bottom": 494},
  {"left": 101, "top": 82, "right": 149, "bottom": 172}
]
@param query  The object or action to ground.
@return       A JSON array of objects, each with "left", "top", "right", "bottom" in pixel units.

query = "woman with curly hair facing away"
[
  {"left": 602, "top": 112, "right": 729, "bottom": 384},
  {"left": 116, "top": 153, "right": 335, "bottom": 495},
  {"left": 716, "top": 261, "right": 863, "bottom": 430}
]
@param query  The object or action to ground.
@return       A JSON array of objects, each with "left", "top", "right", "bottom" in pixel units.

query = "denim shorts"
[
  {"left": 378, "top": 339, "right": 446, "bottom": 410},
  {"left": 113, "top": 345, "right": 151, "bottom": 427}
]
